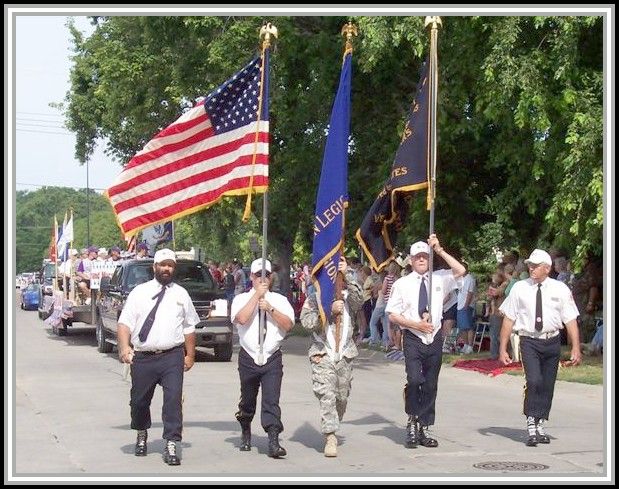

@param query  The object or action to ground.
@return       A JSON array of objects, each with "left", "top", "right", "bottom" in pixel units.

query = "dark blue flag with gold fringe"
[
  {"left": 355, "top": 59, "right": 430, "bottom": 272},
  {"left": 310, "top": 50, "right": 352, "bottom": 326}
]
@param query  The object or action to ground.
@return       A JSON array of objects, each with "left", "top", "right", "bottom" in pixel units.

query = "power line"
[
  {"left": 16, "top": 111, "right": 63, "bottom": 118},
  {"left": 16, "top": 128, "right": 73, "bottom": 136},
  {"left": 16, "top": 117, "right": 65, "bottom": 123},
  {"left": 16, "top": 121, "right": 66, "bottom": 129}
]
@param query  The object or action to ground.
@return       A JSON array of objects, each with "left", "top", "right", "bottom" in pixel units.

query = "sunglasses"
[{"left": 254, "top": 271, "right": 271, "bottom": 278}]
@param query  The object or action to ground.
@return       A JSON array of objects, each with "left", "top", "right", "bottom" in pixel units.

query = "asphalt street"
[{"left": 12, "top": 302, "right": 608, "bottom": 481}]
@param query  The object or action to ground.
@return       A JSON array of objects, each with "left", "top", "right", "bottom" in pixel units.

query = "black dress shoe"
[
  {"left": 405, "top": 416, "right": 419, "bottom": 448},
  {"left": 163, "top": 440, "right": 181, "bottom": 466},
  {"left": 419, "top": 425, "right": 439, "bottom": 448},
  {"left": 134, "top": 430, "right": 147, "bottom": 456},
  {"left": 536, "top": 433, "right": 550, "bottom": 444},
  {"left": 526, "top": 435, "right": 538, "bottom": 447}
]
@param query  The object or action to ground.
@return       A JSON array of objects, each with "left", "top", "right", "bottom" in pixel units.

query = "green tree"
[{"left": 63, "top": 15, "right": 603, "bottom": 288}]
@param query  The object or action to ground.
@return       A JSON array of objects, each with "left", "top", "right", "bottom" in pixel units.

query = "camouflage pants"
[{"left": 310, "top": 355, "right": 353, "bottom": 434}]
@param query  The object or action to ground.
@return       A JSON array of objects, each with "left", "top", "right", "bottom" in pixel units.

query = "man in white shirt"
[
  {"left": 499, "top": 248, "right": 581, "bottom": 447},
  {"left": 386, "top": 234, "right": 465, "bottom": 449},
  {"left": 231, "top": 258, "right": 295, "bottom": 458},
  {"left": 118, "top": 249, "right": 199, "bottom": 466}
]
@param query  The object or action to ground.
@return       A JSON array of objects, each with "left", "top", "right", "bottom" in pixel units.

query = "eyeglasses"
[{"left": 254, "top": 272, "right": 271, "bottom": 278}]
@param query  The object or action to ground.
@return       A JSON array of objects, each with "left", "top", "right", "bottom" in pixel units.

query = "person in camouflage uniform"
[{"left": 300, "top": 256, "right": 363, "bottom": 457}]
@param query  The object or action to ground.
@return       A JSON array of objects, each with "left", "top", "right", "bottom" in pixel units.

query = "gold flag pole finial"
[
  {"left": 260, "top": 22, "right": 278, "bottom": 50},
  {"left": 341, "top": 21, "right": 358, "bottom": 54}
]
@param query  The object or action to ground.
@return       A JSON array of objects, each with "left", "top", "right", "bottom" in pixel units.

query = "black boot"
[
  {"left": 239, "top": 421, "right": 252, "bottom": 451},
  {"left": 163, "top": 440, "right": 181, "bottom": 466},
  {"left": 267, "top": 428, "right": 287, "bottom": 458},
  {"left": 419, "top": 424, "right": 439, "bottom": 448},
  {"left": 134, "top": 429, "right": 147, "bottom": 456},
  {"left": 405, "top": 415, "right": 419, "bottom": 448},
  {"left": 236, "top": 411, "right": 252, "bottom": 451}
]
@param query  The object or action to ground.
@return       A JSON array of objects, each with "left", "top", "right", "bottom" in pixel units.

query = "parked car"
[
  {"left": 39, "top": 262, "right": 57, "bottom": 296},
  {"left": 20, "top": 283, "right": 41, "bottom": 310},
  {"left": 96, "top": 259, "right": 233, "bottom": 361}
]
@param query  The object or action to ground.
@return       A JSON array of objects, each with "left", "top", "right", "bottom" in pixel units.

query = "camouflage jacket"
[{"left": 300, "top": 271, "right": 364, "bottom": 360}]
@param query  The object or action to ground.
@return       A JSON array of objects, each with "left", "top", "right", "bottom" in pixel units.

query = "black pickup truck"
[{"left": 96, "top": 259, "right": 233, "bottom": 361}]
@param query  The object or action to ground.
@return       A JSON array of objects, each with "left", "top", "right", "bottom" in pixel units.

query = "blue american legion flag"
[
  {"left": 107, "top": 53, "right": 270, "bottom": 237},
  {"left": 310, "top": 51, "right": 352, "bottom": 325}
]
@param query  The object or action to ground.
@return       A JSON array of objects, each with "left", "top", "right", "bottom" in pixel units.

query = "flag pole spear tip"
[
  {"left": 259, "top": 22, "right": 278, "bottom": 48},
  {"left": 341, "top": 21, "right": 358, "bottom": 44},
  {"left": 424, "top": 16, "right": 442, "bottom": 29}
]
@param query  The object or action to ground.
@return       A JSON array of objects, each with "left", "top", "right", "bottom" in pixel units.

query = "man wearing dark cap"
[
  {"left": 109, "top": 246, "right": 122, "bottom": 262},
  {"left": 386, "top": 234, "right": 465, "bottom": 449},
  {"left": 231, "top": 258, "right": 295, "bottom": 458},
  {"left": 118, "top": 249, "right": 199, "bottom": 466},
  {"left": 499, "top": 248, "right": 581, "bottom": 447},
  {"left": 135, "top": 242, "right": 150, "bottom": 260}
]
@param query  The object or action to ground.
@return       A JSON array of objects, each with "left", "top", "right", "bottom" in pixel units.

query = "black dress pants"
[
  {"left": 130, "top": 346, "right": 184, "bottom": 441},
  {"left": 402, "top": 330, "right": 443, "bottom": 426},
  {"left": 237, "top": 348, "right": 284, "bottom": 433},
  {"left": 520, "top": 335, "right": 561, "bottom": 420}
]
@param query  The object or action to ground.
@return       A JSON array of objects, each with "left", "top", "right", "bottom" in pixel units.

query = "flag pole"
[
  {"left": 424, "top": 16, "right": 442, "bottom": 339},
  {"left": 257, "top": 22, "right": 277, "bottom": 366},
  {"left": 332, "top": 22, "right": 357, "bottom": 361}
]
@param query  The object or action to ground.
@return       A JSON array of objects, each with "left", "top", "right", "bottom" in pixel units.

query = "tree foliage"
[
  {"left": 15, "top": 187, "right": 123, "bottom": 273},
  {"left": 62, "top": 15, "right": 604, "bottom": 278}
]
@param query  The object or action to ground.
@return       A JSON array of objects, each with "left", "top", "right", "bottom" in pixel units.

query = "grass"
[
  {"left": 288, "top": 330, "right": 604, "bottom": 386},
  {"left": 503, "top": 346, "right": 604, "bottom": 385}
]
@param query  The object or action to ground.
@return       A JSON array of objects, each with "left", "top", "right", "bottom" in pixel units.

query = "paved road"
[{"left": 12, "top": 303, "right": 608, "bottom": 480}]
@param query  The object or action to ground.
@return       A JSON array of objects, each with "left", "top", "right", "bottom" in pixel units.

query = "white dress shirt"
[
  {"left": 386, "top": 269, "right": 459, "bottom": 345},
  {"left": 119, "top": 279, "right": 199, "bottom": 351},
  {"left": 499, "top": 277, "right": 579, "bottom": 334},
  {"left": 231, "top": 290, "right": 295, "bottom": 365}
]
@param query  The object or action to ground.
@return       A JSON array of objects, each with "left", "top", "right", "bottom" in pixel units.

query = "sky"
[{"left": 15, "top": 16, "right": 115, "bottom": 193}]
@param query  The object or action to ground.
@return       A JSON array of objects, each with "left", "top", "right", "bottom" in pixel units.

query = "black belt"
[{"left": 135, "top": 345, "right": 184, "bottom": 356}]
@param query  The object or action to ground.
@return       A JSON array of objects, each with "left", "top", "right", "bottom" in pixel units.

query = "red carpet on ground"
[{"left": 452, "top": 358, "right": 523, "bottom": 377}]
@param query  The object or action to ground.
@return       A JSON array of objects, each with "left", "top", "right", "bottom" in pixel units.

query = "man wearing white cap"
[
  {"left": 386, "top": 234, "right": 465, "bottom": 449},
  {"left": 118, "top": 248, "right": 199, "bottom": 466},
  {"left": 498, "top": 248, "right": 581, "bottom": 447},
  {"left": 231, "top": 258, "right": 295, "bottom": 458}
]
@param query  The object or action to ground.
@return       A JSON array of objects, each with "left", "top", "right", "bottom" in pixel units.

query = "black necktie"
[
  {"left": 138, "top": 286, "right": 167, "bottom": 342},
  {"left": 418, "top": 277, "right": 428, "bottom": 318},
  {"left": 535, "top": 283, "right": 543, "bottom": 331}
]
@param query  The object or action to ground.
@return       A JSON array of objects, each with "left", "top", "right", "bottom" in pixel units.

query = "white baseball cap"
[
  {"left": 153, "top": 248, "right": 177, "bottom": 264},
  {"left": 410, "top": 241, "right": 430, "bottom": 257},
  {"left": 250, "top": 258, "right": 272, "bottom": 274},
  {"left": 524, "top": 249, "right": 552, "bottom": 266}
]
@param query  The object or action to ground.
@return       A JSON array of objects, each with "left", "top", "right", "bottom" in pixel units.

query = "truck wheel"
[
  {"left": 214, "top": 343, "right": 233, "bottom": 362},
  {"left": 96, "top": 316, "right": 112, "bottom": 353}
]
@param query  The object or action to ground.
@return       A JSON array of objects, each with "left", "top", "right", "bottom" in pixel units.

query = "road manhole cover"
[{"left": 473, "top": 461, "right": 549, "bottom": 472}]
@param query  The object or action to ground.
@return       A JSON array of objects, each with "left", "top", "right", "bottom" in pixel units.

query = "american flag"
[{"left": 107, "top": 54, "right": 270, "bottom": 237}]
